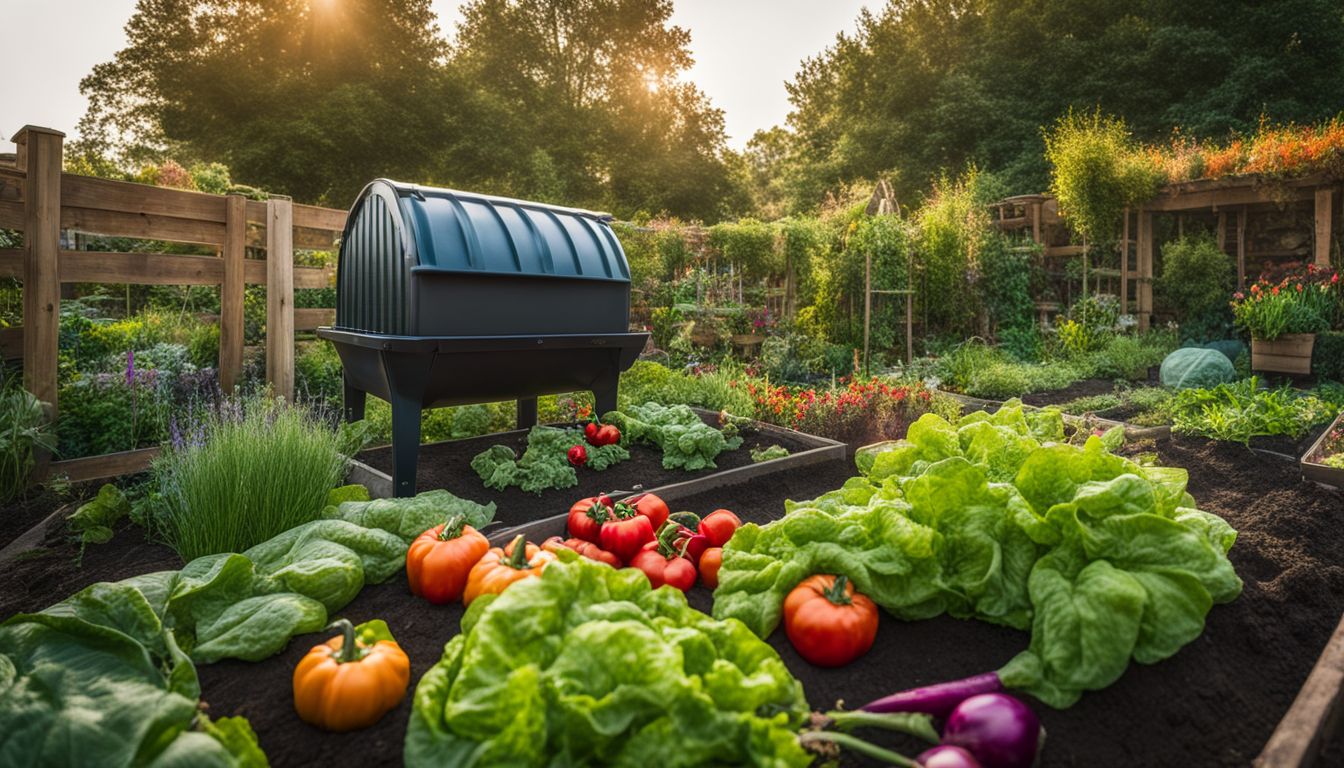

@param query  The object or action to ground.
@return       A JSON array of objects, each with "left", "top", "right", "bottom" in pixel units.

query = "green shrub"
[
  {"left": 57, "top": 372, "right": 170, "bottom": 458},
  {"left": 0, "top": 386, "right": 55, "bottom": 503},
  {"left": 1083, "top": 334, "right": 1171, "bottom": 380},
  {"left": 187, "top": 322, "right": 220, "bottom": 369},
  {"left": 1314, "top": 331, "right": 1344, "bottom": 381},
  {"left": 1158, "top": 236, "right": 1235, "bottom": 342},
  {"left": 295, "top": 340, "right": 344, "bottom": 412},
  {"left": 1057, "top": 294, "right": 1121, "bottom": 356},
  {"left": 1044, "top": 110, "right": 1162, "bottom": 245},
  {"left": 980, "top": 235, "right": 1036, "bottom": 337},
  {"left": 146, "top": 396, "right": 350, "bottom": 559}
]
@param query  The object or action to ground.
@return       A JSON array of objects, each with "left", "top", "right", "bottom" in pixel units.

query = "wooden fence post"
[
  {"left": 1315, "top": 187, "right": 1333, "bottom": 268},
  {"left": 219, "top": 195, "right": 246, "bottom": 392},
  {"left": 1137, "top": 208, "right": 1153, "bottom": 331},
  {"left": 266, "top": 198, "right": 294, "bottom": 401},
  {"left": 16, "top": 125, "right": 63, "bottom": 415}
]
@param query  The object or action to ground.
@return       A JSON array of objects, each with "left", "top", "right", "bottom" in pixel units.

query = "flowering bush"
[
  {"left": 1152, "top": 118, "right": 1344, "bottom": 183},
  {"left": 1232, "top": 268, "right": 1338, "bottom": 339},
  {"left": 742, "top": 376, "right": 951, "bottom": 443}
]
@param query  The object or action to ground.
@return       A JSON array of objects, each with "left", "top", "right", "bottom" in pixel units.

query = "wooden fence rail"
[{"left": 3, "top": 124, "right": 347, "bottom": 483}]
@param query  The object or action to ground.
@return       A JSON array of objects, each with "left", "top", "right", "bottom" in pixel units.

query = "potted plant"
[
  {"left": 1232, "top": 270, "right": 1337, "bottom": 375},
  {"left": 730, "top": 307, "right": 771, "bottom": 347}
]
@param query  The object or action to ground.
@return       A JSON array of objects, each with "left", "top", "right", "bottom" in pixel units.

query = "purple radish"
[
  {"left": 916, "top": 745, "right": 984, "bottom": 768},
  {"left": 860, "top": 672, "right": 1004, "bottom": 719},
  {"left": 941, "top": 693, "right": 1042, "bottom": 768}
]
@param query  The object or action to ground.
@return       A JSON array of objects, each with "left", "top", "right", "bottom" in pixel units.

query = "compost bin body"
[{"left": 318, "top": 180, "right": 648, "bottom": 496}]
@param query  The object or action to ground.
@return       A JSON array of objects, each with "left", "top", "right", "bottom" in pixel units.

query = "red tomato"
[
  {"left": 629, "top": 541, "right": 697, "bottom": 592},
  {"left": 699, "top": 547, "right": 724, "bottom": 589},
  {"left": 699, "top": 509, "right": 742, "bottom": 547},
  {"left": 783, "top": 574, "right": 878, "bottom": 667},
  {"left": 625, "top": 493, "right": 670, "bottom": 531},
  {"left": 542, "top": 536, "right": 622, "bottom": 568},
  {"left": 567, "top": 444, "right": 588, "bottom": 467},
  {"left": 595, "top": 424, "right": 622, "bottom": 446},
  {"left": 566, "top": 495, "right": 613, "bottom": 543},
  {"left": 583, "top": 422, "right": 600, "bottom": 444},
  {"left": 598, "top": 504, "right": 655, "bottom": 563}
]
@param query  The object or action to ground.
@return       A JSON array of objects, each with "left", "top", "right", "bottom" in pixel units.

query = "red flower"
[
  {"left": 1272, "top": 286, "right": 1280, "bottom": 295},
  {"left": 1297, "top": 283, "right": 1304, "bottom": 292},
  {"left": 1334, "top": 273, "right": 1340, "bottom": 284}
]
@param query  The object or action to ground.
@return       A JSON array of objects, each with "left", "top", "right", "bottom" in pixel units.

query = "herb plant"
[
  {"left": 0, "top": 385, "right": 55, "bottom": 503},
  {"left": 146, "top": 395, "right": 351, "bottom": 559},
  {"left": 1169, "top": 377, "right": 1335, "bottom": 444}
]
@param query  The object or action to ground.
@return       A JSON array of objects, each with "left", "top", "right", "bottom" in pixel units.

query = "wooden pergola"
[{"left": 994, "top": 174, "right": 1340, "bottom": 330}]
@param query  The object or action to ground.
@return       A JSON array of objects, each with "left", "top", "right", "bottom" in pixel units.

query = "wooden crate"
[{"left": 1252, "top": 333, "right": 1316, "bottom": 376}]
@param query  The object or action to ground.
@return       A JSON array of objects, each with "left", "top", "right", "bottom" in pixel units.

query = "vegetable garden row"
[{"left": 3, "top": 391, "right": 1342, "bottom": 767}]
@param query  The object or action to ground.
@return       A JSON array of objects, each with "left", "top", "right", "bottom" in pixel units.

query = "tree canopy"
[
  {"left": 774, "top": 0, "right": 1344, "bottom": 212},
  {"left": 77, "top": 0, "right": 739, "bottom": 217}
]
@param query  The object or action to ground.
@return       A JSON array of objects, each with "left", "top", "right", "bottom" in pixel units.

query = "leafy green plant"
[
  {"left": 146, "top": 395, "right": 351, "bottom": 559},
  {"left": 751, "top": 444, "right": 790, "bottom": 462},
  {"left": 470, "top": 425, "right": 628, "bottom": 494},
  {"left": 980, "top": 234, "right": 1037, "bottom": 339},
  {"left": 1044, "top": 110, "right": 1162, "bottom": 251},
  {"left": 0, "top": 385, "right": 55, "bottom": 502},
  {"left": 406, "top": 557, "right": 810, "bottom": 766},
  {"left": 1169, "top": 377, "right": 1335, "bottom": 443},
  {"left": 716, "top": 402, "right": 1240, "bottom": 709},
  {"left": 605, "top": 402, "right": 743, "bottom": 471},
  {"left": 67, "top": 483, "right": 130, "bottom": 547},
  {"left": 1057, "top": 294, "right": 1121, "bottom": 355},
  {"left": 914, "top": 168, "right": 994, "bottom": 334},
  {"left": 1157, "top": 236, "right": 1235, "bottom": 342}
]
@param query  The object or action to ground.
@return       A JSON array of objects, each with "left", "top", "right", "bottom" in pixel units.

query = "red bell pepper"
[
  {"left": 566, "top": 494, "right": 613, "bottom": 543},
  {"left": 598, "top": 502, "right": 655, "bottom": 563}
]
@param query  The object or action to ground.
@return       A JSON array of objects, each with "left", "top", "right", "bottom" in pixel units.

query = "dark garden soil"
[
  {"left": 1247, "top": 421, "right": 1331, "bottom": 460},
  {"left": 5, "top": 428, "right": 1344, "bottom": 768},
  {"left": 0, "top": 486, "right": 76, "bottom": 551},
  {"left": 1019, "top": 377, "right": 1119, "bottom": 406},
  {"left": 0, "top": 514, "right": 183, "bottom": 619},
  {"left": 356, "top": 418, "right": 821, "bottom": 527}
]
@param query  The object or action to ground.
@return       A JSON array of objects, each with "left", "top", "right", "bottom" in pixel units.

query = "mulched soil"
[
  {"left": 356, "top": 418, "right": 821, "bottom": 527},
  {"left": 5, "top": 429, "right": 1343, "bottom": 768},
  {"left": 1019, "top": 377, "right": 1120, "bottom": 406}
]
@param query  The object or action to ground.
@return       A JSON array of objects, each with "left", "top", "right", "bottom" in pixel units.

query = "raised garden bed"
[
  {"left": 1301, "top": 412, "right": 1344, "bottom": 489},
  {"left": 4, "top": 429, "right": 1343, "bottom": 767},
  {"left": 351, "top": 410, "right": 844, "bottom": 526}
]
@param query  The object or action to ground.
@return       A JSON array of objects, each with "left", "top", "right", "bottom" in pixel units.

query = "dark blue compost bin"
[{"left": 317, "top": 180, "right": 648, "bottom": 496}]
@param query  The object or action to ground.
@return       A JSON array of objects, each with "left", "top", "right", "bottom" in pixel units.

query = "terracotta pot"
[{"left": 1251, "top": 333, "right": 1315, "bottom": 375}]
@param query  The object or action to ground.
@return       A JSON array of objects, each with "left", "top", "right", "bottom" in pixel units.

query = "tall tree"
[
  {"left": 79, "top": 0, "right": 457, "bottom": 205},
  {"left": 450, "top": 0, "right": 738, "bottom": 219},
  {"left": 779, "top": 0, "right": 1344, "bottom": 211}
]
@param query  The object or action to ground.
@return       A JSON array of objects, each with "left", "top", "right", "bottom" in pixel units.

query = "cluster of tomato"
[
  {"left": 567, "top": 419, "right": 622, "bottom": 467},
  {"left": 557, "top": 492, "right": 740, "bottom": 592}
]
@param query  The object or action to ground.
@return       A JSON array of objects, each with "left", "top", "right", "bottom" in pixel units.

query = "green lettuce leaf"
[{"left": 406, "top": 557, "right": 810, "bottom": 767}]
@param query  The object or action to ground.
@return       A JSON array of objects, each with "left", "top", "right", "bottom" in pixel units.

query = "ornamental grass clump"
[{"left": 150, "top": 395, "right": 349, "bottom": 560}]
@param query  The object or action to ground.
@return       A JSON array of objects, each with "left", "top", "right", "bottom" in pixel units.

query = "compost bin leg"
[
  {"left": 389, "top": 393, "right": 421, "bottom": 498},
  {"left": 517, "top": 398, "right": 538, "bottom": 429},
  {"left": 342, "top": 377, "right": 366, "bottom": 423},
  {"left": 593, "top": 377, "right": 618, "bottom": 418}
]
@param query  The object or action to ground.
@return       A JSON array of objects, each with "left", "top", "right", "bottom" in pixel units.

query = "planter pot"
[
  {"left": 731, "top": 333, "right": 764, "bottom": 346},
  {"left": 1251, "top": 333, "right": 1315, "bottom": 375}
]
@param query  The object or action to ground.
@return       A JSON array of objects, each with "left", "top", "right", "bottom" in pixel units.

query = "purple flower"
[{"left": 125, "top": 350, "right": 135, "bottom": 387}]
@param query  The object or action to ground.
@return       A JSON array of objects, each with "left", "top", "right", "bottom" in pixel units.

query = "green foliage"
[
  {"left": 1158, "top": 236, "right": 1235, "bottom": 342},
  {"left": 981, "top": 235, "right": 1037, "bottom": 338},
  {"left": 471, "top": 425, "right": 628, "bottom": 495},
  {"left": 604, "top": 402, "right": 743, "bottom": 471},
  {"left": 1169, "top": 377, "right": 1336, "bottom": 444},
  {"left": 404, "top": 557, "right": 810, "bottom": 767},
  {"left": 0, "top": 489, "right": 487, "bottom": 765},
  {"left": 57, "top": 372, "right": 171, "bottom": 459},
  {"left": 707, "top": 219, "right": 778, "bottom": 278},
  {"left": 750, "top": 445, "right": 790, "bottom": 463},
  {"left": 1314, "top": 331, "right": 1344, "bottom": 381},
  {"left": 914, "top": 169, "right": 994, "bottom": 334},
  {"left": 716, "top": 404, "right": 1240, "bottom": 709},
  {"left": 1058, "top": 294, "right": 1122, "bottom": 355},
  {"left": 1160, "top": 348, "right": 1237, "bottom": 390},
  {"left": 146, "top": 396, "right": 350, "bottom": 560},
  {"left": 1045, "top": 110, "right": 1162, "bottom": 244},
  {"left": 0, "top": 386, "right": 55, "bottom": 503},
  {"left": 848, "top": 213, "right": 912, "bottom": 351},
  {"left": 294, "top": 340, "right": 344, "bottom": 412},
  {"left": 67, "top": 484, "right": 130, "bottom": 546},
  {"left": 617, "top": 360, "right": 755, "bottom": 415}
]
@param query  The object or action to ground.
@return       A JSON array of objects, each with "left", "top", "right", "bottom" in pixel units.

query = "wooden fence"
[{"left": 1, "top": 124, "right": 347, "bottom": 482}]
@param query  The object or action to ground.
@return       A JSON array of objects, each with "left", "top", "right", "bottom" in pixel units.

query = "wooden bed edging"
[
  {"left": 344, "top": 410, "right": 847, "bottom": 501},
  {"left": 40, "top": 446, "right": 161, "bottom": 484},
  {"left": 1255, "top": 612, "right": 1344, "bottom": 768}
]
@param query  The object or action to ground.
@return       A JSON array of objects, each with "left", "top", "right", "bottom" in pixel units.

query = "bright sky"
[{"left": 1, "top": 0, "right": 874, "bottom": 151}]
